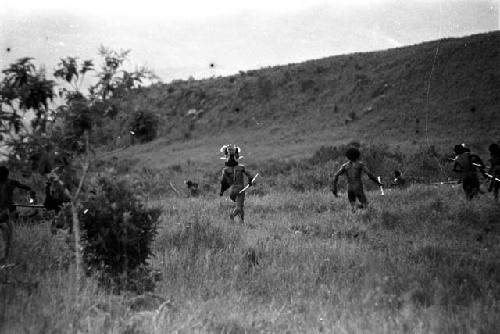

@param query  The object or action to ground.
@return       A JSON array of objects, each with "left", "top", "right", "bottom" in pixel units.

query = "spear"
[
  {"left": 377, "top": 176, "right": 385, "bottom": 196},
  {"left": 239, "top": 173, "right": 260, "bottom": 194},
  {"left": 431, "top": 181, "right": 458, "bottom": 185},
  {"left": 12, "top": 204, "right": 45, "bottom": 208}
]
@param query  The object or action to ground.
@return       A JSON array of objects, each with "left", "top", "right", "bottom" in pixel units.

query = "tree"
[
  {"left": 0, "top": 57, "right": 55, "bottom": 138},
  {"left": 53, "top": 56, "right": 94, "bottom": 103},
  {"left": 1, "top": 49, "right": 160, "bottom": 288},
  {"left": 90, "top": 46, "right": 157, "bottom": 100}
]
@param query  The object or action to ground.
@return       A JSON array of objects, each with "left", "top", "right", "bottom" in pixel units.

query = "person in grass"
[
  {"left": 219, "top": 144, "right": 255, "bottom": 223},
  {"left": 0, "top": 166, "right": 35, "bottom": 261},
  {"left": 331, "top": 147, "right": 383, "bottom": 212},
  {"left": 391, "top": 170, "right": 407, "bottom": 189},
  {"left": 487, "top": 143, "right": 500, "bottom": 201},
  {"left": 452, "top": 144, "right": 487, "bottom": 200}
]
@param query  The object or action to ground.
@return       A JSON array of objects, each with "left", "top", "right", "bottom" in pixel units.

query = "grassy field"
[{"left": 1, "top": 184, "right": 499, "bottom": 333}]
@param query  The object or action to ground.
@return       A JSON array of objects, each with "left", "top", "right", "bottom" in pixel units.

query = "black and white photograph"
[{"left": 0, "top": 0, "right": 499, "bottom": 332}]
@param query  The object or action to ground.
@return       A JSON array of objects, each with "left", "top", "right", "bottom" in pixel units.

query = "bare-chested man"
[
  {"left": 331, "top": 147, "right": 383, "bottom": 211},
  {"left": 0, "top": 166, "right": 35, "bottom": 261},
  {"left": 452, "top": 144, "right": 486, "bottom": 200},
  {"left": 219, "top": 145, "right": 255, "bottom": 223}
]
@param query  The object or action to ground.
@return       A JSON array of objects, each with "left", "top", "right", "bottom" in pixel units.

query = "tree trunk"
[{"left": 71, "top": 202, "right": 82, "bottom": 283}]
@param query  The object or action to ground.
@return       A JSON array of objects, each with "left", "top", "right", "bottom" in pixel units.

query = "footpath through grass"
[{"left": 1, "top": 185, "right": 499, "bottom": 333}]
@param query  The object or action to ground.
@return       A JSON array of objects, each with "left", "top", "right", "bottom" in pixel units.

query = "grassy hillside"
[
  {"left": 111, "top": 31, "right": 499, "bottom": 159},
  {"left": 98, "top": 31, "right": 500, "bottom": 178}
]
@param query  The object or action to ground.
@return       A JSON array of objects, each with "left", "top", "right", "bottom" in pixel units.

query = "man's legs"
[
  {"left": 493, "top": 182, "right": 499, "bottom": 201},
  {"left": 463, "top": 176, "right": 479, "bottom": 200},
  {"left": 357, "top": 192, "right": 368, "bottom": 209},
  {"left": 0, "top": 211, "right": 12, "bottom": 261},
  {"left": 231, "top": 193, "right": 245, "bottom": 222},
  {"left": 347, "top": 191, "right": 357, "bottom": 212}
]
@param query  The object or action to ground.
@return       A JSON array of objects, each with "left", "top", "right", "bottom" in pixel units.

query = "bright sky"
[
  {"left": 1, "top": 0, "right": 498, "bottom": 81},
  {"left": 2, "top": 0, "right": 376, "bottom": 18}
]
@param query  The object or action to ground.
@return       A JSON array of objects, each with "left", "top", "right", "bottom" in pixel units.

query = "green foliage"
[
  {"left": 49, "top": 98, "right": 93, "bottom": 155},
  {"left": 0, "top": 58, "right": 55, "bottom": 136},
  {"left": 54, "top": 57, "right": 94, "bottom": 97},
  {"left": 90, "top": 46, "right": 156, "bottom": 100},
  {"left": 79, "top": 177, "right": 161, "bottom": 288}
]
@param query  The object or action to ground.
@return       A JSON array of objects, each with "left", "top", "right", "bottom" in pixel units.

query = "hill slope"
[{"left": 111, "top": 31, "right": 499, "bottom": 169}]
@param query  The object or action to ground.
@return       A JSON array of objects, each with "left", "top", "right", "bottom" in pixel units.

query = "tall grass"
[{"left": 1, "top": 185, "right": 499, "bottom": 333}]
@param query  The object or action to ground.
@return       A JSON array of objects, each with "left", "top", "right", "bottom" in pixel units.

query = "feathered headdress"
[{"left": 220, "top": 144, "right": 243, "bottom": 160}]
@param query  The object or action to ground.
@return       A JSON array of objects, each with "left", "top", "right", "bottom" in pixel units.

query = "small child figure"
[
  {"left": 331, "top": 147, "right": 383, "bottom": 211},
  {"left": 391, "top": 170, "right": 407, "bottom": 189}
]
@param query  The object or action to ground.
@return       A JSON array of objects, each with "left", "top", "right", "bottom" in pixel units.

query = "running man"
[{"left": 331, "top": 147, "right": 383, "bottom": 211}]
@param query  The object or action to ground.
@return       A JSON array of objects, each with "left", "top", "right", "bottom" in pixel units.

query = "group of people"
[
  {"left": 0, "top": 159, "right": 74, "bottom": 262},
  {"left": 217, "top": 142, "right": 500, "bottom": 221},
  {"left": 218, "top": 144, "right": 385, "bottom": 218},
  {"left": 1, "top": 142, "right": 498, "bottom": 261}
]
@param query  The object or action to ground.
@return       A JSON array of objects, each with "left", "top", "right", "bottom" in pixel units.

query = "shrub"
[
  {"left": 128, "top": 109, "right": 159, "bottom": 143},
  {"left": 79, "top": 177, "right": 161, "bottom": 291}
]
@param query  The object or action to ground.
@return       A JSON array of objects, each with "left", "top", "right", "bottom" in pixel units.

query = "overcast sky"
[{"left": 1, "top": 0, "right": 498, "bottom": 82}]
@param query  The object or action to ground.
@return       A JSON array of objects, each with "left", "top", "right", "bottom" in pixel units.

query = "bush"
[
  {"left": 128, "top": 109, "right": 159, "bottom": 143},
  {"left": 79, "top": 177, "right": 161, "bottom": 291}
]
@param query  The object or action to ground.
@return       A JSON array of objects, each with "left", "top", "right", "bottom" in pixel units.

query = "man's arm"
[
  {"left": 219, "top": 169, "right": 231, "bottom": 196},
  {"left": 331, "top": 165, "right": 345, "bottom": 197},
  {"left": 471, "top": 154, "right": 487, "bottom": 178},
  {"left": 13, "top": 180, "right": 36, "bottom": 201},
  {"left": 244, "top": 168, "right": 256, "bottom": 186},
  {"left": 452, "top": 159, "right": 462, "bottom": 173},
  {"left": 362, "top": 164, "right": 383, "bottom": 186},
  {"left": 13, "top": 180, "right": 31, "bottom": 192}
]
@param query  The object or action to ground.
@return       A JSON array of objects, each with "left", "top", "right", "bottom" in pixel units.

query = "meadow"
[{"left": 1, "top": 183, "right": 499, "bottom": 333}]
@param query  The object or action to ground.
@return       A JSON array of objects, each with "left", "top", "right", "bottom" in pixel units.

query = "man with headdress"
[
  {"left": 0, "top": 166, "right": 35, "bottom": 261},
  {"left": 331, "top": 147, "right": 383, "bottom": 212},
  {"left": 452, "top": 144, "right": 486, "bottom": 200},
  {"left": 487, "top": 143, "right": 500, "bottom": 201},
  {"left": 219, "top": 144, "right": 256, "bottom": 223}
]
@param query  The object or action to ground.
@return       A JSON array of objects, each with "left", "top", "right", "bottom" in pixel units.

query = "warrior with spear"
[
  {"left": 219, "top": 144, "right": 258, "bottom": 223},
  {"left": 451, "top": 144, "right": 488, "bottom": 200},
  {"left": 0, "top": 165, "right": 36, "bottom": 261}
]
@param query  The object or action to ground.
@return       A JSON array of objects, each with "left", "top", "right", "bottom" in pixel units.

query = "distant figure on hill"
[
  {"left": 452, "top": 144, "right": 487, "bottom": 200},
  {"left": 391, "top": 170, "right": 407, "bottom": 188},
  {"left": 487, "top": 143, "right": 500, "bottom": 201},
  {"left": 0, "top": 166, "right": 35, "bottom": 261},
  {"left": 184, "top": 180, "right": 199, "bottom": 197},
  {"left": 219, "top": 144, "right": 256, "bottom": 223},
  {"left": 331, "top": 147, "right": 383, "bottom": 212}
]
